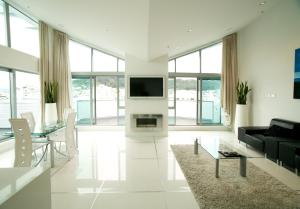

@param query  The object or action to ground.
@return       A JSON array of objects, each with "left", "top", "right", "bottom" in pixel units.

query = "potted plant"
[
  {"left": 234, "top": 81, "right": 251, "bottom": 133},
  {"left": 44, "top": 81, "right": 58, "bottom": 125}
]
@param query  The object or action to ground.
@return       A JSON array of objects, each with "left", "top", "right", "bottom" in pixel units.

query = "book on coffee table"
[{"left": 218, "top": 151, "right": 242, "bottom": 158}]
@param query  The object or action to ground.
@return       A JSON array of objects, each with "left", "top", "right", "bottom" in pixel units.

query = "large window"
[
  {"left": 9, "top": 6, "right": 39, "bottom": 57},
  {"left": 168, "top": 42, "right": 223, "bottom": 125},
  {"left": 93, "top": 50, "right": 117, "bottom": 72},
  {"left": 0, "top": 0, "right": 7, "bottom": 46},
  {"left": 69, "top": 40, "right": 91, "bottom": 72},
  {"left": 0, "top": 70, "right": 11, "bottom": 140},
  {"left": 69, "top": 40, "right": 125, "bottom": 125},
  {"left": 201, "top": 43, "right": 223, "bottom": 74},
  {"left": 16, "top": 72, "right": 41, "bottom": 122},
  {"left": 0, "top": 70, "right": 41, "bottom": 140},
  {"left": 118, "top": 59, "right": 125, "bottom": 72},
  {"left": 176, "top": 52, "right": 200, "bottom": 73}
]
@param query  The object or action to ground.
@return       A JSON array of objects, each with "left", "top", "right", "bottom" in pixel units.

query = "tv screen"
[{"left": 130, "top": 77, "right": 164, "bottom": 97}]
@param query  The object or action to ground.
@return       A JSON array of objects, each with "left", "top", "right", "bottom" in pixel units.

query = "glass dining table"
[{"left": 5, "top": 122, "right": 66, "bottom": 168}]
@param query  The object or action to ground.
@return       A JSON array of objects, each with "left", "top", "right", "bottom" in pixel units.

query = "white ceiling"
[{"left": 9, "top": 0, "right": 281, "bottom": 60}]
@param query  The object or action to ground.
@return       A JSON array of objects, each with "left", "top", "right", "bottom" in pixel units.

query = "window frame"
[
  {"left": 168, "top": 41, "right": 223, "bottom": 126},
  {"left": 8, "top": 5, "right": 39, "bottom": 57},
  {"left": 70, "top": 40, "right": 125, "bottom": 126},
  {"left": 0, "top": 68, "right": 40, "bottom": 141},
  {"left": 1, "top": 1, "right": 39, "bottom": 56}
]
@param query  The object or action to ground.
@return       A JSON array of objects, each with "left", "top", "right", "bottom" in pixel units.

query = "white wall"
[
  {"left": 0, "top": 45, "right": 38, "bottom": 73},
  {"left": 238, "top": 0, "right": 300, "bottom": 126},
  {"left": 125, "top": 54, "right": 168, "bottom": 137}
]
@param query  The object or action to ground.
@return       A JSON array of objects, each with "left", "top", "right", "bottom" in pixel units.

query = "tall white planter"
[
  {"left": 234, "top": 104, "right": 249, "bottom": 134},
  {"left": 45, "top": 103, "right": 58, "bottom": 125}
]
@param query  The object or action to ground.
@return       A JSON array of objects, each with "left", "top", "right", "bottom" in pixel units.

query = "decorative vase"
[
  {"left": 45, "top": 103, "right": 58, "bottom": 125},
  {"left": 234, "top": 104, "right": 249, "bottom": 134}
]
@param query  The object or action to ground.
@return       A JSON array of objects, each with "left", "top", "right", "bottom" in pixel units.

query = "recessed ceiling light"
[{"left": 259, "top": 1, "right": 266, "bottom": 6}]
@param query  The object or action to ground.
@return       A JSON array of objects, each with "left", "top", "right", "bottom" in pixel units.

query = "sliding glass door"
[
  {"left": 72, "top": 78, "right": 92, "bottom": 125},
  {"left": 72, "top": 76, "right": 124, "bottom": 126},
  {"left": 96, "top": 76, "right": 118, "bottom": 125},
  {"left": 198, "top": 79, "right": 221, "bottom": 124},
  {"left": 175, "top": 77, "right": 197, "bottom": 125}
]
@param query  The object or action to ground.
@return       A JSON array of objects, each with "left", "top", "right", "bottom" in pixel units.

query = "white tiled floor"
[
  {"left": 0, "top": 130, "right": 299, "bottom": 209},
  {"left": 49, "top": 131, "right": 201, "bottom": 209}
]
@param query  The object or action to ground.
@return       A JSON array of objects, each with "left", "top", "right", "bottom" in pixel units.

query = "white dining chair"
[
  {"left": 21, "top": 112, "right": 47, "bottom": 160},
  {"left": 10, "top": 118, "right": 49, "bottom": 167},
  {"left": 50, "top": 111, "right": 77, "bottom": 159},
  {"left": 10, "top": 119, "right": 33, "bottom": 167}
]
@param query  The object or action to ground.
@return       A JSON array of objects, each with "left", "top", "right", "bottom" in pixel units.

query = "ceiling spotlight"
[
  {"left": 187, "top": 28, "right": 192, "bottom": 32},
  {"left": 259, "top": 1, "right": 266, "bottom": 5}
]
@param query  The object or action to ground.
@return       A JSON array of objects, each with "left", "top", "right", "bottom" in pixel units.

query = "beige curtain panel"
[
  {"left": 53, "top": 30, "right": 71, "bottom": 121},
  {"left": 39, "top": 21, "right": 71, "bottom": 122},
  {"left": 39, "top": 21, "right": 53, "bottom": 123},
  {"left": 221, "top": 33, "right": 238, "bottom": 127}
]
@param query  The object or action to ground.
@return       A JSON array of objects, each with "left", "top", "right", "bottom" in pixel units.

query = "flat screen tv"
[{"left": 129, "top": 76, "right": 164, "bottom": 98}]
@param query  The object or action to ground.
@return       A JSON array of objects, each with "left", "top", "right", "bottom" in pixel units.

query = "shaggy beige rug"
[{"left": 171, "top": 144, "right": 300, "bottom": 209}]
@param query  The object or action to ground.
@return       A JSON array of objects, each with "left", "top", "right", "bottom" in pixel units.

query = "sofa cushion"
[
  {"left": 244, "top": 134, "right": 265, "bottom": 152},
  {"left": 264, "top": 125, "right": 292, "bottom": 138}
]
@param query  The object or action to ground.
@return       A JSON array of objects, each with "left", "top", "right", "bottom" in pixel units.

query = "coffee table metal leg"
[
  {"left": 216, "top": 159, "right": 219, "bottom": 178},
  {"left": 194, "top": 139, "right": 198, "bottom": 155},
  {"left": 240, "top": 157, "right": 246, "bottom": 177}
]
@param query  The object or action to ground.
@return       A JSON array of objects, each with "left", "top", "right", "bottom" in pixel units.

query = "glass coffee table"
[{"left": 194, "top": 138, "right": 263, "bottom": 178}]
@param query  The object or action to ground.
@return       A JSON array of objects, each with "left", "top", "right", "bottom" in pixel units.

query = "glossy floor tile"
[
  {"left": 51, "top": 193, "right": 97, "bottom": 209},
  {"left": 92, "top": 192, "right": 167, "bottom": 209}
]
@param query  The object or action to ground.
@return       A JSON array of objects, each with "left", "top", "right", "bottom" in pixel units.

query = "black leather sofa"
[
  {"left": 279, "top": 142, "right": 300, "bottom": 174},
  {"left": 238, "top": 118, "right": 300, "bottom": 168}
]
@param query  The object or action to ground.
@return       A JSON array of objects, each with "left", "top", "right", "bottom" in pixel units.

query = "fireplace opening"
[{"left": 136, "top": 118, "right": 157, "bottom": 128}]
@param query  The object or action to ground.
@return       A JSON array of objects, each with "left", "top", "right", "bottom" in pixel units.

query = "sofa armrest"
[{"left": 239, "top": 126, "right": 269, "bottom": 134}]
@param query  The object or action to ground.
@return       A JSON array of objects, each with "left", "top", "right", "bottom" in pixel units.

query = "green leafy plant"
[
  {"left": 236, "top": 81, "right": 251, "bottom": 104},
  {"left": 44, "top": 81, "right": 58, "bottom": 103}
]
